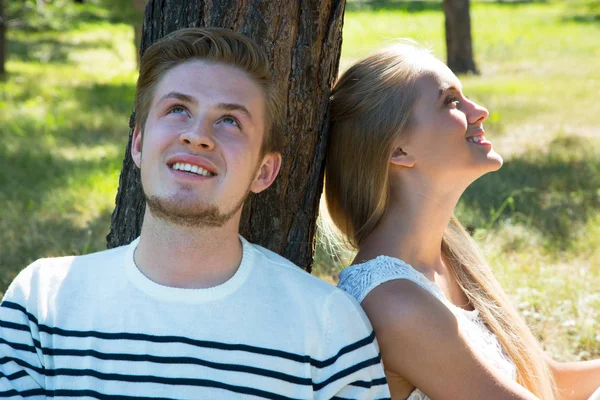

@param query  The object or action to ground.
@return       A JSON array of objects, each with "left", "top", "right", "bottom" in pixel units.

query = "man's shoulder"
[
  {"left": 6, "top": 242, "right": 133, "bottom": 299},
  {"left": 248, "top": 241, "right": 340, "bottom": 294}
]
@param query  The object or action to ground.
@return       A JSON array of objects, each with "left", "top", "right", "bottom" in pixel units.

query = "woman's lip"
[
  {"left": 465, "top": 131, "right": 486, "bottom": 140},
  {"left": 468, "top": 139, "right": 492, "bottom": 147}
]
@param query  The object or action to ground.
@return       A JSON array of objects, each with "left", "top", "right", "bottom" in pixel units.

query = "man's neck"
[{"left": 133, "top": 212, "right": 244, "bottom": 289}]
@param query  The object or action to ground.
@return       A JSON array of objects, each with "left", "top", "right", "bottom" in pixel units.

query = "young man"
[{"left": 0, "top": 28, "right": 390, "bottom": 399}]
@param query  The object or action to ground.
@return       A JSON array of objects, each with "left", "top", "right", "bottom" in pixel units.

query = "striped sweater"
[{"left": 0, "top": 237, "right": 390, "bottom": 399}]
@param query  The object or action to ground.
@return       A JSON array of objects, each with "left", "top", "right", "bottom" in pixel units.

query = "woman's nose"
[{"left": 467, "top": 99, "right": 489, "bottom": 125}]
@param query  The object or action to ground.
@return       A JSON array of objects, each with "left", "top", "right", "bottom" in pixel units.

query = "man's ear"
[
  {"left": 131, "top": 124, "right": 143, "bottom": 169},
  {"left": 390, "top": 146, "right": 416, "bottom": 168},
  {"left": 250, "top": 152, "right": 282, "bottom": 194}
]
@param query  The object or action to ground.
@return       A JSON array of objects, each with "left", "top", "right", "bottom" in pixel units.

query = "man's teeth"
[
  {"left": 467, "top": 135, "right": 486, "bottom": 143},
  {"left": 172, "top": 162, "right": 214, "bottom": 176}
]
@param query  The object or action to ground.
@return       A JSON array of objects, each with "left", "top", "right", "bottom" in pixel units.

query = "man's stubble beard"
[
  {"left": 144, "top": 190, "right": 248, "bottom": 228},
  {"left": 143, "top": 171, "right": 255, "bottom": 228}
]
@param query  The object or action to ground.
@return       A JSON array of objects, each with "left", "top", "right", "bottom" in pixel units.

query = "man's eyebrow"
[
  {"left": 156, "top": 91, "right": 197, "bottom": 106},
  {"left": 217, "top": 103, "right": 253, "bottom": 121}
]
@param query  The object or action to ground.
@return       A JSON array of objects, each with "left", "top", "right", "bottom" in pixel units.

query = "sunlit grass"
[{"left": 0, "top": 6, "right": 135, "bottom": 293}]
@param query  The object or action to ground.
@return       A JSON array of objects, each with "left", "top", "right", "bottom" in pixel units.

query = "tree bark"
[
  {"left": 443, "top": 0, "right": 478, "bottom": 74},
  {"left": 0, "top": 0, "right": 5, "bottom": 80},
  {"left": 132, "top": 0, "right": 146, "bottom": 69},
  {"left": 107, "top": 0, "right": 346, "bottom": 272}
]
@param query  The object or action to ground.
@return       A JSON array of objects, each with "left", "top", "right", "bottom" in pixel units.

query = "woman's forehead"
[{"left": 423, "top": 60, "right": 461, "bottom": 90}]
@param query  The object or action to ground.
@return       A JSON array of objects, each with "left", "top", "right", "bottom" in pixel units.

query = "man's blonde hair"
[{"left": 134, "top": 27, "right": 284, "bottom": 154}]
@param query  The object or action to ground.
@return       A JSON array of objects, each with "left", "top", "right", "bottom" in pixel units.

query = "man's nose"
[{"left": 179, "top": 117, "right": 215, "bottom": 150}]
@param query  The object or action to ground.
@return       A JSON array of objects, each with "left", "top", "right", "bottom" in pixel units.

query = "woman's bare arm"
[
  {"left": 548, "top": 358, "right": 600, "bottom": 400},
  {"left": 361, "top": 279, "right": 539, "bottom": 400}
]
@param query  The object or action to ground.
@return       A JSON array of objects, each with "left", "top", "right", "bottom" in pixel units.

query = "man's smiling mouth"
[{"left": 171, "top": 162, "right": 216, "bottom": 177}]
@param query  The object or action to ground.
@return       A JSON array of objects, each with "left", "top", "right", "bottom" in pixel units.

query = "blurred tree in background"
[
  {"left": 346, "top": 0, "right": 478, "bottom": 74},
  {"left": 443, "top": 0, "right": 478, "bottom": 74}
]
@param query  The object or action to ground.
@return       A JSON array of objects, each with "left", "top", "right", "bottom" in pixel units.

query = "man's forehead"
[{"left": 153, "top": 60, "right": 263, "bottom": 105}]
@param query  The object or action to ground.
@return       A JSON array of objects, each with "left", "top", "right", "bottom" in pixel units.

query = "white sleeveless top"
[{"left": 338, "top": 255, "right": 517, "bottom": 400}]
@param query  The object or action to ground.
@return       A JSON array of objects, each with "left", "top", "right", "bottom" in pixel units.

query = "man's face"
[{"left": 131, "top": 60, "right": 281, "bottom": 228}]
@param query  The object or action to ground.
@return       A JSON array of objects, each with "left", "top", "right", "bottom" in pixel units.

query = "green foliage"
[{"left": 6, "top": 0, "right": 141, "bottom": 32}]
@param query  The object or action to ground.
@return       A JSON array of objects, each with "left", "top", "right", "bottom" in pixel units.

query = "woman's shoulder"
[{"left": 337, "top": 255, "right": 445, "bottom": 304}]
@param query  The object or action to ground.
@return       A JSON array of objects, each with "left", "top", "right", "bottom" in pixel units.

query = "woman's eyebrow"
[{"left": 437, "top": 85, "right": 461, "bottom": 100}]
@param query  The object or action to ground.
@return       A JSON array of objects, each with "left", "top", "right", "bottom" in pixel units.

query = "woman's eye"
[{"left": 445, "top": 95, "right": 459, "bottom": 106}]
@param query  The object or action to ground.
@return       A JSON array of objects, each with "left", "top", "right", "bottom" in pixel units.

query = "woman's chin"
[{"left": 487, "top": 150, "right": 504, "bottom": 171}]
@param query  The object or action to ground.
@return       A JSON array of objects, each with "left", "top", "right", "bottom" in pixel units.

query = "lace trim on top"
[{"left": 338, "top": 255, "right": 517, "bottom": 400}]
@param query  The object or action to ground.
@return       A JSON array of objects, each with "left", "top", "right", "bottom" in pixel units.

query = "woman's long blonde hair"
[{"left": 324, "top": 42, "right": 555, "bottom": 399}]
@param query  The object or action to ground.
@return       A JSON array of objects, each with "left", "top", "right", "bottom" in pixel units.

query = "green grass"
[
  {"left": 0, "top": 2, "right": 136, "bottom": 291},
  {"left": 1, "top": 0, "right": 599, "bottom": 361}
]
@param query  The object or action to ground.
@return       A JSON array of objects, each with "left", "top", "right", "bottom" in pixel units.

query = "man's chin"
[{"left": 144, "top": 195, "right": 245, "bottom": 228}]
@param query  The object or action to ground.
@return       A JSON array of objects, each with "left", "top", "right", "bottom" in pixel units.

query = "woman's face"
[{"left": 401, "top": 60, "right": 503, "bottom": 183}]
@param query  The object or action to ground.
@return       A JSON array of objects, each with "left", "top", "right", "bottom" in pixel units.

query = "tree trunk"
[
  {"left": 443, "top": 0, "right": 478, "bottom": 74},
  {"left": 0, "top": 0, "right": 5, "bottom": 80},
  {"left": 107, "top": 0, "right": 346, "bottom": 272},
  {"left": 132, "top": 0, "right": 146, "bottom": 69}
]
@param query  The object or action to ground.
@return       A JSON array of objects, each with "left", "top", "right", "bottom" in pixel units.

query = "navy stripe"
[
  {"left": 2, "top": 337, "right": 312, "bottom": 386},
  {"left": 0, "top": 359, "right": 302, "bottom": 399},
  {"left": 45, "top": 390, "right": 173, "bottom": 400},
  {"left": 1, "top": 302, "right": 39, "bottom": 326},
  {"left": 42, "top": 372, "right": 303, "bottom": 400},
  {"left": 1, "top": 353, "right": 387, "bottom": 393},
  {"left": 0, "top": 370, "right": 28, "bottom": 381},
  {"left": 0, "top": 319, "right": 43, "bottom": 351},
  {"left": 1, "top": 301, "right": 377, "bottom": 369},
  {"left": 349, "top": 376, "right": 388, "bottom": 388},
  {"left": 0, "top": 388, "right": 46, "bottom": 398},
  {"left": 313, "top": 355, "right": 384, "bottom": 391},
  {"left": 0, "top": 357, "right": 44, "bottom": 375},
  {"left": 0, "top": 337, "right": 37, "bottom": 354},
  {"left": 42, "top": 348, "right": 312, "bottom": 386},
  {"left": 0, "top": 320, "right": 31, "bottom": 333},
  {"left": 313, "top": 331, "right": 377, "bottom": 368}
]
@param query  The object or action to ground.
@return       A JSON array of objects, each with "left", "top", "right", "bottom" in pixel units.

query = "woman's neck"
[{"left": 355, "top": 184, "right": 462, "bottom": 273}]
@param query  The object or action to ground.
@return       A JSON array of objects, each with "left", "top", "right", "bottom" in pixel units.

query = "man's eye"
[
  {"left": 169, "top": 106, "right": 188, "bottom": 115},
  {"left": 221, "top": 116, "right": 239, "bottom": 127}
]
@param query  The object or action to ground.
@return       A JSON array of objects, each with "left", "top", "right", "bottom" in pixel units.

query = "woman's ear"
[{"left": 390, "top": 146, "right": 416, "bottom": 168}]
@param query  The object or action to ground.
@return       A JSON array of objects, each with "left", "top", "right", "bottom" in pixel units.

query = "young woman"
[{"left": 324, "top": 42, "right": 600, "bottom": 400}]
